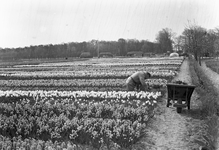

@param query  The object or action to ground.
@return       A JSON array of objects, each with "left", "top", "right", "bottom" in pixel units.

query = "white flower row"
[{"left": 0, "top": 90, "right": 162, "bottom": 100}]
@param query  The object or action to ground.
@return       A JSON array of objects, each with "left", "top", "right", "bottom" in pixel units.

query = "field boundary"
[{"left": 189, "top": 57, "right": 219, "bottom": 150}]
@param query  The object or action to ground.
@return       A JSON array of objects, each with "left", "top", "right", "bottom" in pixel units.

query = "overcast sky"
[{"left": 0, "top": 0, "right": 219, "bottom": 48}]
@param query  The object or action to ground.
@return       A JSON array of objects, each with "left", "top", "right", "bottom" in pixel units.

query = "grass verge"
[{"left": 189, "top": 56, "right": 219, "bottom": 150}]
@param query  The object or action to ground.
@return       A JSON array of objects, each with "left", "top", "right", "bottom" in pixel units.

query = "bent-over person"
[{"left": 126, "top": 72, "right": 151, "bottom": 91}]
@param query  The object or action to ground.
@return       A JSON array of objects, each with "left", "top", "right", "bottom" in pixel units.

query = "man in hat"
[{"left": 126, "top": 71, "right": 151, "bottom": 91}]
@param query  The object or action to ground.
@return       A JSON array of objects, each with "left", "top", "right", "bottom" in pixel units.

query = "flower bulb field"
[{"left": 0, "top": 57, "right": 183, "bottom": 149}]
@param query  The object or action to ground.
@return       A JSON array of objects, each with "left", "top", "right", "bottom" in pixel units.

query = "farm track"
[{"left": 146, "top": 59, "right": 204, "bottom": 150}]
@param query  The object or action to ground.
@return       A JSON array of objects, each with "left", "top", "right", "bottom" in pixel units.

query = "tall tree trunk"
[
  {"left": 198, "top": 55, "right": 201, "bottom": 66},
  {"left": 194, "top": 50, "right": 198, "bottom": 61}
]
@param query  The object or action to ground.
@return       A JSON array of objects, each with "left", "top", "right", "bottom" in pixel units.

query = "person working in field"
[{"left": 126, "top": 71, "right": 151, "bottom": 91}]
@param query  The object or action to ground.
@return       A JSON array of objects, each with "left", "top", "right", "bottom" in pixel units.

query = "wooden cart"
[{"left": 166, "top": 83, "right": 196, "bottom": 113}]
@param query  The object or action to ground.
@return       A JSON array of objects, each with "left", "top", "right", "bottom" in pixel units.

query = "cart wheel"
[{"left": 177, "top": 107, "right": 182, "bottom": 113}]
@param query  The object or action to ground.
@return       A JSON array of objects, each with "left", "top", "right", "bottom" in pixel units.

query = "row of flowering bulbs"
[
  {"left": 0, "top": 69, "right": 177, "bottom": 79},
  {"left": 13, "top": 57, "right": 183, "bottom": 68},
  {"left": 0, "top": 90, "right": 161, "bottom": 102},
  {"left": 0, "top": 78, "right": 167, "bottom": 88}
]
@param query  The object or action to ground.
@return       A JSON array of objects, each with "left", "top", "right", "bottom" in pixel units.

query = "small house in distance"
[
  {"left": 169, "top": 52, "right": 179, "bottom": 57},
  {"left": 80, "top": 52, "right": 93, "bottom": 58},
  {"left": 127, "top": 51, "right": 143, "bottom": 57},
  {"left": 99, "top": 52, "right": 113, "bottom": 58},
  {"left": 144, "top": 52, "right": 155, "bottom": 57}
]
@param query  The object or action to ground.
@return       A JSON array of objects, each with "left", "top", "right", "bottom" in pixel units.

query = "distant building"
[
  {"left": 169, "top": 52, "right": 179, "bottom": 57},
  {"left": 127, "top": 51, "right": 143, "bottom": 57},
  {"left": 144, "top": 52, "right": 155, "bottom": 57},
  {"left": 79, "top": 52, "right": 93, "bottom": 58},
  {"left": 99, "top": 52, "right": 113, "bottom": 58}
]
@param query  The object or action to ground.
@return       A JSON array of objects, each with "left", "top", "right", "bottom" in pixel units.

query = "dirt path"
[{"left": 146, "top": 59, "right": 205, "bottom": 150}]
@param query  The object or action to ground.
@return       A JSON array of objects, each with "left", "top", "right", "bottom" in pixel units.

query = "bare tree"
[
  {"left": 173, "top": 35, "right": 186, "bottom": 52},
  {"left": 182, "top": 23, "right": 207, "bottom": 65},
  {"left": 156, "top": 28, "right": 175, "bottom": 53},
  {"left": 213, "top": 27, "right": 219, "bottom": 58}
]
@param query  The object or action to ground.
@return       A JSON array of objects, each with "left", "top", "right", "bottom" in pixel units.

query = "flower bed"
[
  {"left": 0, "top": 57, "right": 182, "bottom": 149},
  {"left": 0, "top": 90, "right": 160, "bottom": 149}
]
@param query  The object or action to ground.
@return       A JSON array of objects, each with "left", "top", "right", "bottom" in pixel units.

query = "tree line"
[
  {"left": 0, "top": 26, "right": 219, "bottom": 60},
  {"left": 0, "top": 39, "right": 167, "bottom": 59},
  {"left": 0, "top": 28, "right": 174, "bottom": 60}
]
